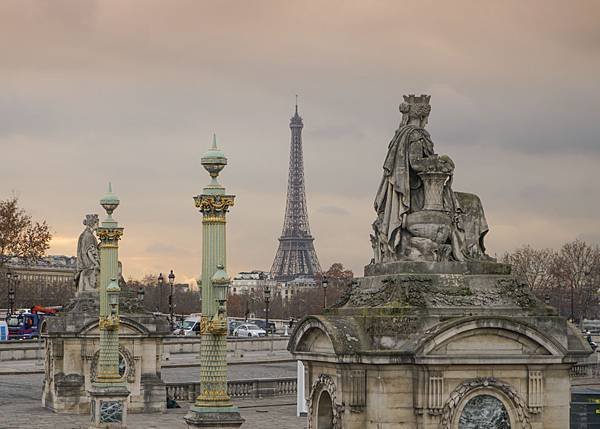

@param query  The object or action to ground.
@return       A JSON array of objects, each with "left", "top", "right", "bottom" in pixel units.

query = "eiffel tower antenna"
[{"left": 270, "top": 100, "right": 321, "bottom": 281}]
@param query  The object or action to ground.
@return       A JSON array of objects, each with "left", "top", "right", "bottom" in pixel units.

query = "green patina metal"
[
  {"left": 95, "top": 183, "right": 125, "bottom": 386},
  {"left": 187, "top": 135, "right": 240, "bottom": 420}
]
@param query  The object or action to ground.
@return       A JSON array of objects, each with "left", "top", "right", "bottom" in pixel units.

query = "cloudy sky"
[{"left": 1, "top": 1, "right": 599, "bottom": 284}]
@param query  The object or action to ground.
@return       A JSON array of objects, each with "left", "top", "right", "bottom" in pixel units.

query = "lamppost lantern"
[
  {"left": 6, "top": 271, "right": 11, "bottom": 281},
  {"left": 322, "top": 276, "right": 328, "bottom": 289},
  {"left": 168, "top": 270, "right": 175, "bottom": 285},
  {"left": 264, "top": 285, "right": 271, "bottom": 337},
  {"left": 107, "top": 278, "right": 120, "bottom": 315},
  {"left": 265, "top": 285, "right": 271, "bottom": 302},
  {"left": 158, "top": 272, "right": 164, "bottom": 285},
  {"left": 137, "top": 286, "right": 145, "bottom": 302}
]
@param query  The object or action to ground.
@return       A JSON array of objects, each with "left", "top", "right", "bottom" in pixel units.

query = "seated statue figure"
[{"left": 371, "top": 95, "right": 491, "bottom": 263}]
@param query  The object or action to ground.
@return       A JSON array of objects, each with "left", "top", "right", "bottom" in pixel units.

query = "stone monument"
[
  {"left": 42, "top": 186, "right": 170, "bottom": 415},
  {"left": 288, "top": 95, "right": 591, "bottom": 428},
  {"left": 75, "top": 214, "right": 100, "bottom": 294},
  {"left": 184, "top": 135, "right": 244, "bottom": 428}
]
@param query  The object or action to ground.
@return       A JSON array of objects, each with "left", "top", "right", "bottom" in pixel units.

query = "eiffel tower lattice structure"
[{"left": 270, "top": 102, "right": 322, "bottom": 281}]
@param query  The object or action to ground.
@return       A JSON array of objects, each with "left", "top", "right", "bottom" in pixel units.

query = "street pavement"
[
  {"left": 0, "top": 351, "right": 303, "bottom": 428},
  {"left": 0, "top": 371, "right": 305, "bottom": 429}
]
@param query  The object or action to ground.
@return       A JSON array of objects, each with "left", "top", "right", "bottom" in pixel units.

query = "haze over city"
[{"left": 1, "top": 0, "right": 599, "bottom": 284}]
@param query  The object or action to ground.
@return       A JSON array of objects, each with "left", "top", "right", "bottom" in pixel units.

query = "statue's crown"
[
  {"left": 83, "top": 213, "right": 99, "bottom": 226},
  {"left": 400, "top": 93, "right": 431, "bottom": 122},
  {"left": 403, "top": 94, "right": 431, "bottom": 105}
]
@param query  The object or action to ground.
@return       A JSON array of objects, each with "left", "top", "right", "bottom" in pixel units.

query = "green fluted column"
[
  {"left": 95, "top": 183, "right": 124, "bottom": 384},
  {"left": 185, "top": 135, "right": 243, "bottom": 428},
  {"left": 89, "top": 184, "right": 129, "bottom": 429}
]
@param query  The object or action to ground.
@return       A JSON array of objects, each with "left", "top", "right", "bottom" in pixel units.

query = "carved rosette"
[
  {"left": 193, "top": 195, "right": 235, "bottom": 223},
  {"left": 440, "top": 377, "right": 531, "bottom": 429},
  {"left": 307, "top": 374, "right": 344, "bottom": 429}
]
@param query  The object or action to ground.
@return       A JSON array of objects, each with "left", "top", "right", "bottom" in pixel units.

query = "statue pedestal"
[
  {"left": 184, "top": 406, "right": 244, "bottom": 429},
  {"left": 42, "top": 293, "right": 170, "bottom": 414},
  {"left": 88, "top": 384, "right": 130, "bottom": 428}
]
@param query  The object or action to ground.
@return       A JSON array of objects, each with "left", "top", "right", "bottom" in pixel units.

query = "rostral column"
[{"left": 184, "top": 134, "right": 243, "bottom": 428}]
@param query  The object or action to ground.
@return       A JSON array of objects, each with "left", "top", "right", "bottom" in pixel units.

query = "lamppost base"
[
  {"left": 184, "top": 405, "right": 244, "bottom": 429},
  {"left": 88, "top": 384, "right": 130, "bottom": 429}
]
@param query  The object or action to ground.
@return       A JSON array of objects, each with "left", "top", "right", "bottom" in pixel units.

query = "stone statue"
[
  {"left": 75, "top": 214, "right": 100, "bottom": 293},
  {"left": 372, "top": 95, "right": 491, "bottom": 263}
]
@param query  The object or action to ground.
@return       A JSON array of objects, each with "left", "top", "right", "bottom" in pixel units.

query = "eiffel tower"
[{"left": 270, "top": 101, "right": 321, "bottom": 281}]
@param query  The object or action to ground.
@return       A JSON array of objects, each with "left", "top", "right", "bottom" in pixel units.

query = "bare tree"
[
  {"left": 502, "top": 246, "right": 557, "bottom": 292},
  {"left": 0, "top": 196, "right": 52, "bottom": 267},
  {"left": 0, "top": 196, "right": 52, "bottom": 308},
  {"left": 552, "top": 240, "right": 600, "bottom": 322}
]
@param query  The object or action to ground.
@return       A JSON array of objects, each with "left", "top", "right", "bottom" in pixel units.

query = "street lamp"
[
  {"left": 158, "top": 272, "right": 164, "bottom": 313},
  {"left": 264, "top": 285, "right": 271, "bottom": 337},
  {"left": 137, "top": 286, "right": 145, "bottom": 303},
  {"left": 168, "top": 270, "right": 175, "bottom": 332},
  {"left": 322, "top": 276, "right": 329, "bottom": 309},
  {"left": 6, "top": 272, "right": 17, "bottom": 316}
]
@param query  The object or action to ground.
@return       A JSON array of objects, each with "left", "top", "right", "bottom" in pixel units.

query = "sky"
[{"left": 1, "top": 0, "right": 599, "bottom": 285}]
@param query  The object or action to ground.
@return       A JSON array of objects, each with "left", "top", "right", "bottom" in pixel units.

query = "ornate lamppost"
[
  {"left": 184, "top": 135, "right": 243, "bottom": 428},
  {"left": 322, "top": 276, "right": 328, "bottom": 309},
  {"left": 88, "top": 184, "right": 129, "bottom": 428},
  {"left": 264, "top": 285, "right": 271, "bottom": 337},
  {"left": 6, "top": 272, "right": 17, "bottom": 316},
  {"left": 168, "top": 270, "right": 175, "bottom": 332},
  {"left": 158, "top": 272, "right": 164, "bottom": 313}
]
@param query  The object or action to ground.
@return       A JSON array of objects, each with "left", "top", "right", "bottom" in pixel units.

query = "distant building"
[
  {"left": 230, "top": 270, "right": 276, "bottom": 295},
  {"left": 5, "top": 255, "right": 76, "bottom": 286},
  {"left": 230, "top": 270, "right": 317, "bottom": 301}
]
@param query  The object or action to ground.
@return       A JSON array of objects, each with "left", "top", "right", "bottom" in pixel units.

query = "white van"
[{"left": 180, "top": 315, "right": 202, "bottom": 336}]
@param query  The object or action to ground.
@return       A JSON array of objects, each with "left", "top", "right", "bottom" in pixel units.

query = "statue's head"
[
  {"left": 400, "top": 94, "right": 431, "bottom": 127},
  {"left": 83, "top": 214, "right": 99, "bottom": 231}
]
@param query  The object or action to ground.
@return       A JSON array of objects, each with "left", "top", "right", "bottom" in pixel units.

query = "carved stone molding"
[
  {"left": 307, "top": 374, "right": 344, "bottom": 429},
  {"left": 440, "top": 377, "right": 531, "bottom": 429}
]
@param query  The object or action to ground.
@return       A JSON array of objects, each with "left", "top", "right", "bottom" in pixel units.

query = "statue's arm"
[
  {"left": 87, "top": 245, "right": 100, "bottom": 269},
  {"left": 408, "top": 140, "right": 437, "bottom": 172}
]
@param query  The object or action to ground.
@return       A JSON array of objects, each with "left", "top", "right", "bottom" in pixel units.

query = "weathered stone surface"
[
  {"left": 371, "top": 95, "right": 490, "bottom": 264},
  {"left": 288, "top": 94, "right": 592, "bottom": 429},
  {"left": 364, "top": 260, "right": 511, "bottom": 276},
  {"left": 42, "top": 292, "right": 170, "bottom": 414},
  {"left": 75, "top": 214, "right": 100, "bottom": 294}
]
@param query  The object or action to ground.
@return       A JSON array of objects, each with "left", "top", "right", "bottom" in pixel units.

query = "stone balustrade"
[
  {"left": 0, "top": 335, "right": 290, "bottom": 361},
  {"left": 165, "top": 377, "right": 297, "bottom": 402},
  {"left": 570, "top": 363, "right": 600, "bottom": 379}
]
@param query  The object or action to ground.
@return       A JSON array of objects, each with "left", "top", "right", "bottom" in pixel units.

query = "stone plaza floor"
[{"left": 0, "top": 361, "right": 308, "bottom": 429}]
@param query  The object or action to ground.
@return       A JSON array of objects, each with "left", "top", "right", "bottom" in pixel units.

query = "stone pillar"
[
  {"left": 185, "top": 135, "right": 244, "bottom": 428},
  {"left": 89, "top": 184, "right": 130, "bottom": 429}
]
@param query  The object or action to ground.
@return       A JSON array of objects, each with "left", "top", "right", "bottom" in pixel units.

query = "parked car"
[
  {"left": 228, "top": 319, "right": 243, "bottom": 336},
  {"left": 233, "top": 323, "right": 266, "bottom": 337},
  {"left": 250, "top": 319, "right": 276, "bottom": 335}
]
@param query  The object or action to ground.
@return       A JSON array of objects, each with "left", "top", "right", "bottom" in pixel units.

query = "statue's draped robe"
[
  {"left": 374, "top": 124, "right": 489, "bottom": 260},
  {"left": 75, "top": 228, "right": 99, "bottom": 292}
]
